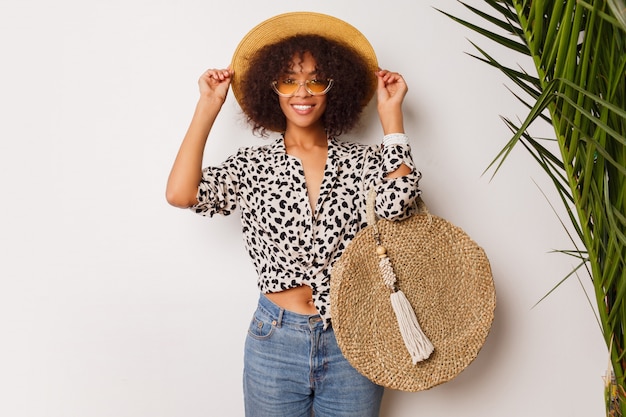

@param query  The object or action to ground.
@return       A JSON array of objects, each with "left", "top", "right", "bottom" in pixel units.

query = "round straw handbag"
[{"left": 330, "top": 190, "right": 496, "bottom": 392}]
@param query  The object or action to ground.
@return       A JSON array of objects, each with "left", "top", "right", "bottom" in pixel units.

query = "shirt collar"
[
  {"left": 268, "top": 135, "right": 286, "bottom": 156},
  {"left": 269, "top": 135, "right": 339, "bottom": 156}
]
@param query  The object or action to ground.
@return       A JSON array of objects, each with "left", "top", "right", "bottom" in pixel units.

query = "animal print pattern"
[{"left": 192, "top": 135, "right": 421, "bottom": 328}]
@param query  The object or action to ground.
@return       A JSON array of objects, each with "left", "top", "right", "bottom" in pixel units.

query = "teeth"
[{"left": 293, "top": 105, "right": 312, "bottom": 110}]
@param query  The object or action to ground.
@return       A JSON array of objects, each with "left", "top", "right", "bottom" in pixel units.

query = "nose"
[{"left": 293, "top": 82, "right": 311, "bottom": 97}]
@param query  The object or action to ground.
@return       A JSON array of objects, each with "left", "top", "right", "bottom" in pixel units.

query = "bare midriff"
[{"left": 264, "top": 285, "right": 319, "bottom": 315}]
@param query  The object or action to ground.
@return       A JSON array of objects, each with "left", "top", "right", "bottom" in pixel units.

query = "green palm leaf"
[{"left": 443, "top": 1, "right": 626, "bottom": 414}]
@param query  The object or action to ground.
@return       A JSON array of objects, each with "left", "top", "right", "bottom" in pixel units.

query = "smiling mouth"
[{"left": 292, "top": 104, "right": 314, "bottom": 111}]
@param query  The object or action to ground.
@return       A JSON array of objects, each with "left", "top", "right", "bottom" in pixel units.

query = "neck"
[{"left": 283, "top": 125, "right": 327, "bottom": 149}]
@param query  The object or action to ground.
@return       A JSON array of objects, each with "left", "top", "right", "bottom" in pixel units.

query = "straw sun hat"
[
  {"left": 331, "top": 194, "right": 496, "bottom": 392},
  {"left": 230, "top": 12, "right": 379, "bottom": 109}
]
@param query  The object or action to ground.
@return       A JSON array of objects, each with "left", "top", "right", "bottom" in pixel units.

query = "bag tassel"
[{"left": 378, "top": 246, "right": 434, "bottom": 364}]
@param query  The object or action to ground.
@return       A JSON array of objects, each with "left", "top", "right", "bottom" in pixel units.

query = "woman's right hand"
[
  {"left": 165, "top": 67, "right": 234, "bottom": 208},
  {"left": 198, "top": 67, "right": 234, "bottom": 102}
]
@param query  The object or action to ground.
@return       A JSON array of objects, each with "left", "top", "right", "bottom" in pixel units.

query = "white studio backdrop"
[{"left": 0, "top": 0, "right": 606, "bottom": 416}]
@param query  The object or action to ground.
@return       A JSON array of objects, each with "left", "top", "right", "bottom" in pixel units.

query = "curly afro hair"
[{"left": 239, "top": 34, "right": 374, "bottom": 137}]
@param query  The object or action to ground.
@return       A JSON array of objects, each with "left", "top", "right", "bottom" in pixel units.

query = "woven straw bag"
[{"left": 330, "top": 190, "right": 496, "bottom": 392}]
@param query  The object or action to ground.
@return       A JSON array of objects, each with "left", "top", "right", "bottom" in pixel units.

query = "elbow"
[{"left": 165, "top": 188, "right": 197, "bottom": 208}]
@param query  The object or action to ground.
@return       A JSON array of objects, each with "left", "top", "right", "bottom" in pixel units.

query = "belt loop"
[{"left": 276, "top": 308, "right": 284, "bottom": 328}]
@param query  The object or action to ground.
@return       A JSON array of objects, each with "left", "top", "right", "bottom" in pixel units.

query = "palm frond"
[{"left": 444, "top": 0, "right": 626, "bottom": 413}]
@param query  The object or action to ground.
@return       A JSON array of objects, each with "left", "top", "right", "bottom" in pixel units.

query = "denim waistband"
[{"left": 257, "top": 293, "right": 324, "bottom": 329}]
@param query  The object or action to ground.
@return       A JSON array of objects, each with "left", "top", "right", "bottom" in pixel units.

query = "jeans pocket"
[{"left": 247, "top": 314, "right": 275, "bottom": 340}]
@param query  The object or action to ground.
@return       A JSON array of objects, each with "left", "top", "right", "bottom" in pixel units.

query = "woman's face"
[{"left": 276, "top": 52, "right": 328, "bottom": 132}]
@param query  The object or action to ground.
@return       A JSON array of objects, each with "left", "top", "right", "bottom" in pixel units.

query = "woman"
[{"left": 166, "top": 12, "right": 421, "bottom": 417}]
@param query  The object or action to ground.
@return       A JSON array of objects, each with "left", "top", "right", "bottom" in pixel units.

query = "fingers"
[
  {"left": 201, "top": 68, "right": 234, "bottom": 83},
  {"left": 376, "top": 69, "right": 406, "bottom": 87},
  {"left": 197, "top": 68, "right": 234, "bottom": 99}
]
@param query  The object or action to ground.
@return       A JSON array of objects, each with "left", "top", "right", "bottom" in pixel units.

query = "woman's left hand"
[
  {"left": 376, "top": 70, "right": 408, "bottom": 106},
  {"left": 376, "top": 70, "right": 408, "bottom": 134}
]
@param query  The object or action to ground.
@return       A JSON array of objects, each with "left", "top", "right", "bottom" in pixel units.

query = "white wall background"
[{"left": 0, "top": 0, "right": 607, "bottom": 416}]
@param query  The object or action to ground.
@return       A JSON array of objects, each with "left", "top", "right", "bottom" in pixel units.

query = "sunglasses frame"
[{"left": 271, "top": 79, "right": 334, "bottom": 97}]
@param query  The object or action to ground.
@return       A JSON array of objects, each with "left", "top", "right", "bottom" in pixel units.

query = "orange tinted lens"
[
  {"left": 276, "top": 80, "right": 298, "bottom": 95},
  {"left": 307, "top": 80, "right": 330, "bottom": 93}
]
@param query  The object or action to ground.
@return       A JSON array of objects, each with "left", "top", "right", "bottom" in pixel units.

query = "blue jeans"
[{"left": 243, "top": 294, "right": 384, "bottom": 417}]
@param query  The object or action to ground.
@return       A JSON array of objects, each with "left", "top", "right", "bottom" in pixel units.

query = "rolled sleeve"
[
  {"left": 364, "top": 138, "right": 422, "bottom": 221},
  {"left": 190, "top": 153, "right": 240, "bottom": 217},
  {"left": 374, "top": 171, "right": 422, "bottom": 220},
  {"left": 381, "top": 142, "right": 416, "bottom": 176}
]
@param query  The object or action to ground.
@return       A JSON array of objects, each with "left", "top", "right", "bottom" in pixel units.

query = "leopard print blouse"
[{"left": 191, "top": 135, "right": 421, "bottom": 328}]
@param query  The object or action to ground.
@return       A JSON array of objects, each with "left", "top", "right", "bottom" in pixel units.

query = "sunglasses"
[{"left": 271, "top": 78, "right": 334, "bottom": 97}]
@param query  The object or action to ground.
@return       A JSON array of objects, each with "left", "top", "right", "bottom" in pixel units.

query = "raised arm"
[
  {"left": 376, "top": 70, "right": 412, "bottom": 179},
  {"left": 165, "top": 68, "right": 233, "bottom": 208}
]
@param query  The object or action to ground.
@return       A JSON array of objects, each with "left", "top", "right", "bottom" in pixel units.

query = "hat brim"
[{"left": 230, "top": 12, "right": 378, "bottom": 110}]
